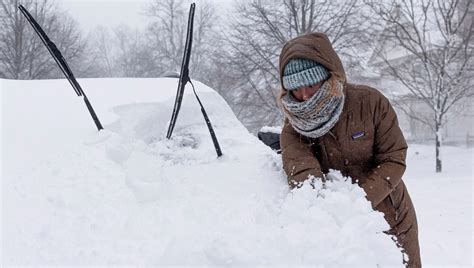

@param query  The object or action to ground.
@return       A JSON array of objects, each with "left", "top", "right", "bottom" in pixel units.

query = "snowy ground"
[
  {"left": 403, "top": 144, "right": 473, "bottom": 266},
  {"left": 1, "top": 78, "right": 472, "bottom": 266}
]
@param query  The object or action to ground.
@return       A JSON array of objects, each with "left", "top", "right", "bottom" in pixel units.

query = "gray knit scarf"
[{"left": 281, "top": 80, "right": 345, "bottom": 138}]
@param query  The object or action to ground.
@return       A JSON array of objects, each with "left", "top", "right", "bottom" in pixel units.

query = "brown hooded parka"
[{"left": 278, "top": 32, "right": 421, "bottom": 267}]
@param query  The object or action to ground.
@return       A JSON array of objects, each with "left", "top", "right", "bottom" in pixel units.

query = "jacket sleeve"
[
  {"left": 280, "top": 118, "right": 324, "bottom": 188},
  {"left": 361, "top": 93, "right": 408, "bottom": 208}
]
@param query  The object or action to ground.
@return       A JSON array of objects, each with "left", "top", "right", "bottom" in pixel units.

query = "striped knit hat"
[{"left": 282, "top": 59, "right": 330, "bottom": 91}]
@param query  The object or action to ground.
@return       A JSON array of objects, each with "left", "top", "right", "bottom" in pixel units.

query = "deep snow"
[{"left": 1, "top": 78, "right": 472, "bottom": 266}]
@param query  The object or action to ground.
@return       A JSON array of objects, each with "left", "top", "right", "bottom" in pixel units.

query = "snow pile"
[{"left": 1, "top": 78, "right": 402, "bottom": 266}]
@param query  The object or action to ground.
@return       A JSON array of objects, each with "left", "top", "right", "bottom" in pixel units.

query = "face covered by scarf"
[{"left": 280, "top": 77, "right": 345, "bottom": 138}]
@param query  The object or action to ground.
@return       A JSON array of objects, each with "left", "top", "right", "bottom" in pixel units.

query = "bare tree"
[
  {"left": 224, "top": 0, "right": 370, "bottom": 133},
  {"left": 0, "top": 0, "right": 87, "bottom": 79},
  {"left": 114, "top": 25, "right": 160, "bottom": 77},
  {"left": 87, "top": 25, "right": 163, "bottom": 78},
  {"left": 84, "top": 0, "right": 220, "bottom": 79},
  {"left": 87, "top": 26, "right": 115, "bottom": 77},
  {"left": 143, "top": 0, "right": 219, "bottom": 78},
  {"left": 365, "top": 0, "right": 473, "bottom": 172}
]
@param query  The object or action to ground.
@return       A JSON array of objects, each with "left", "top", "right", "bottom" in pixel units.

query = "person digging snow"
[{"left": 278, "top": 32, "right": 421, "bottom": 267}]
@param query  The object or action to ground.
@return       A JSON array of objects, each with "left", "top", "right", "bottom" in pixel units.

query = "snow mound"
[{"left": 2, "top": 78, "right": 402, "bottom": 266}]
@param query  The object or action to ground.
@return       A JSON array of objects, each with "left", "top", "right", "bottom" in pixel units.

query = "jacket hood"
[{"left": 279, "top": 32, "right": 346, "bottom": 90}]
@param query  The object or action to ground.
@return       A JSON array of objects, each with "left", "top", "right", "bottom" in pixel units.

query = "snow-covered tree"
[
  {"left": 0, "top": 0, "right": 87, "bottom": 79},
  {"left": 365, "top": 0, "right": 474, "bottom": 172}
]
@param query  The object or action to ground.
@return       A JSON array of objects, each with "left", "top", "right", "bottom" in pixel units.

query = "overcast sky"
[{"left": 59, "top": 0, "right": 233, "bottom": 32}]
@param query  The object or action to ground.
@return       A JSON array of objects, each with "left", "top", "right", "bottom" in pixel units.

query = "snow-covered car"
[{"left": 0, "top": 77, "right": 412, "bottom": 266}]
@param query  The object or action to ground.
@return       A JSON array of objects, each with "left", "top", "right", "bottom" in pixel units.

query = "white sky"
[
  {"left": 59, "top": 0, "right": 149, "bottom": 31},
  {"left": 58, "top": 0, "right": 233, "bottom": 32}
]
